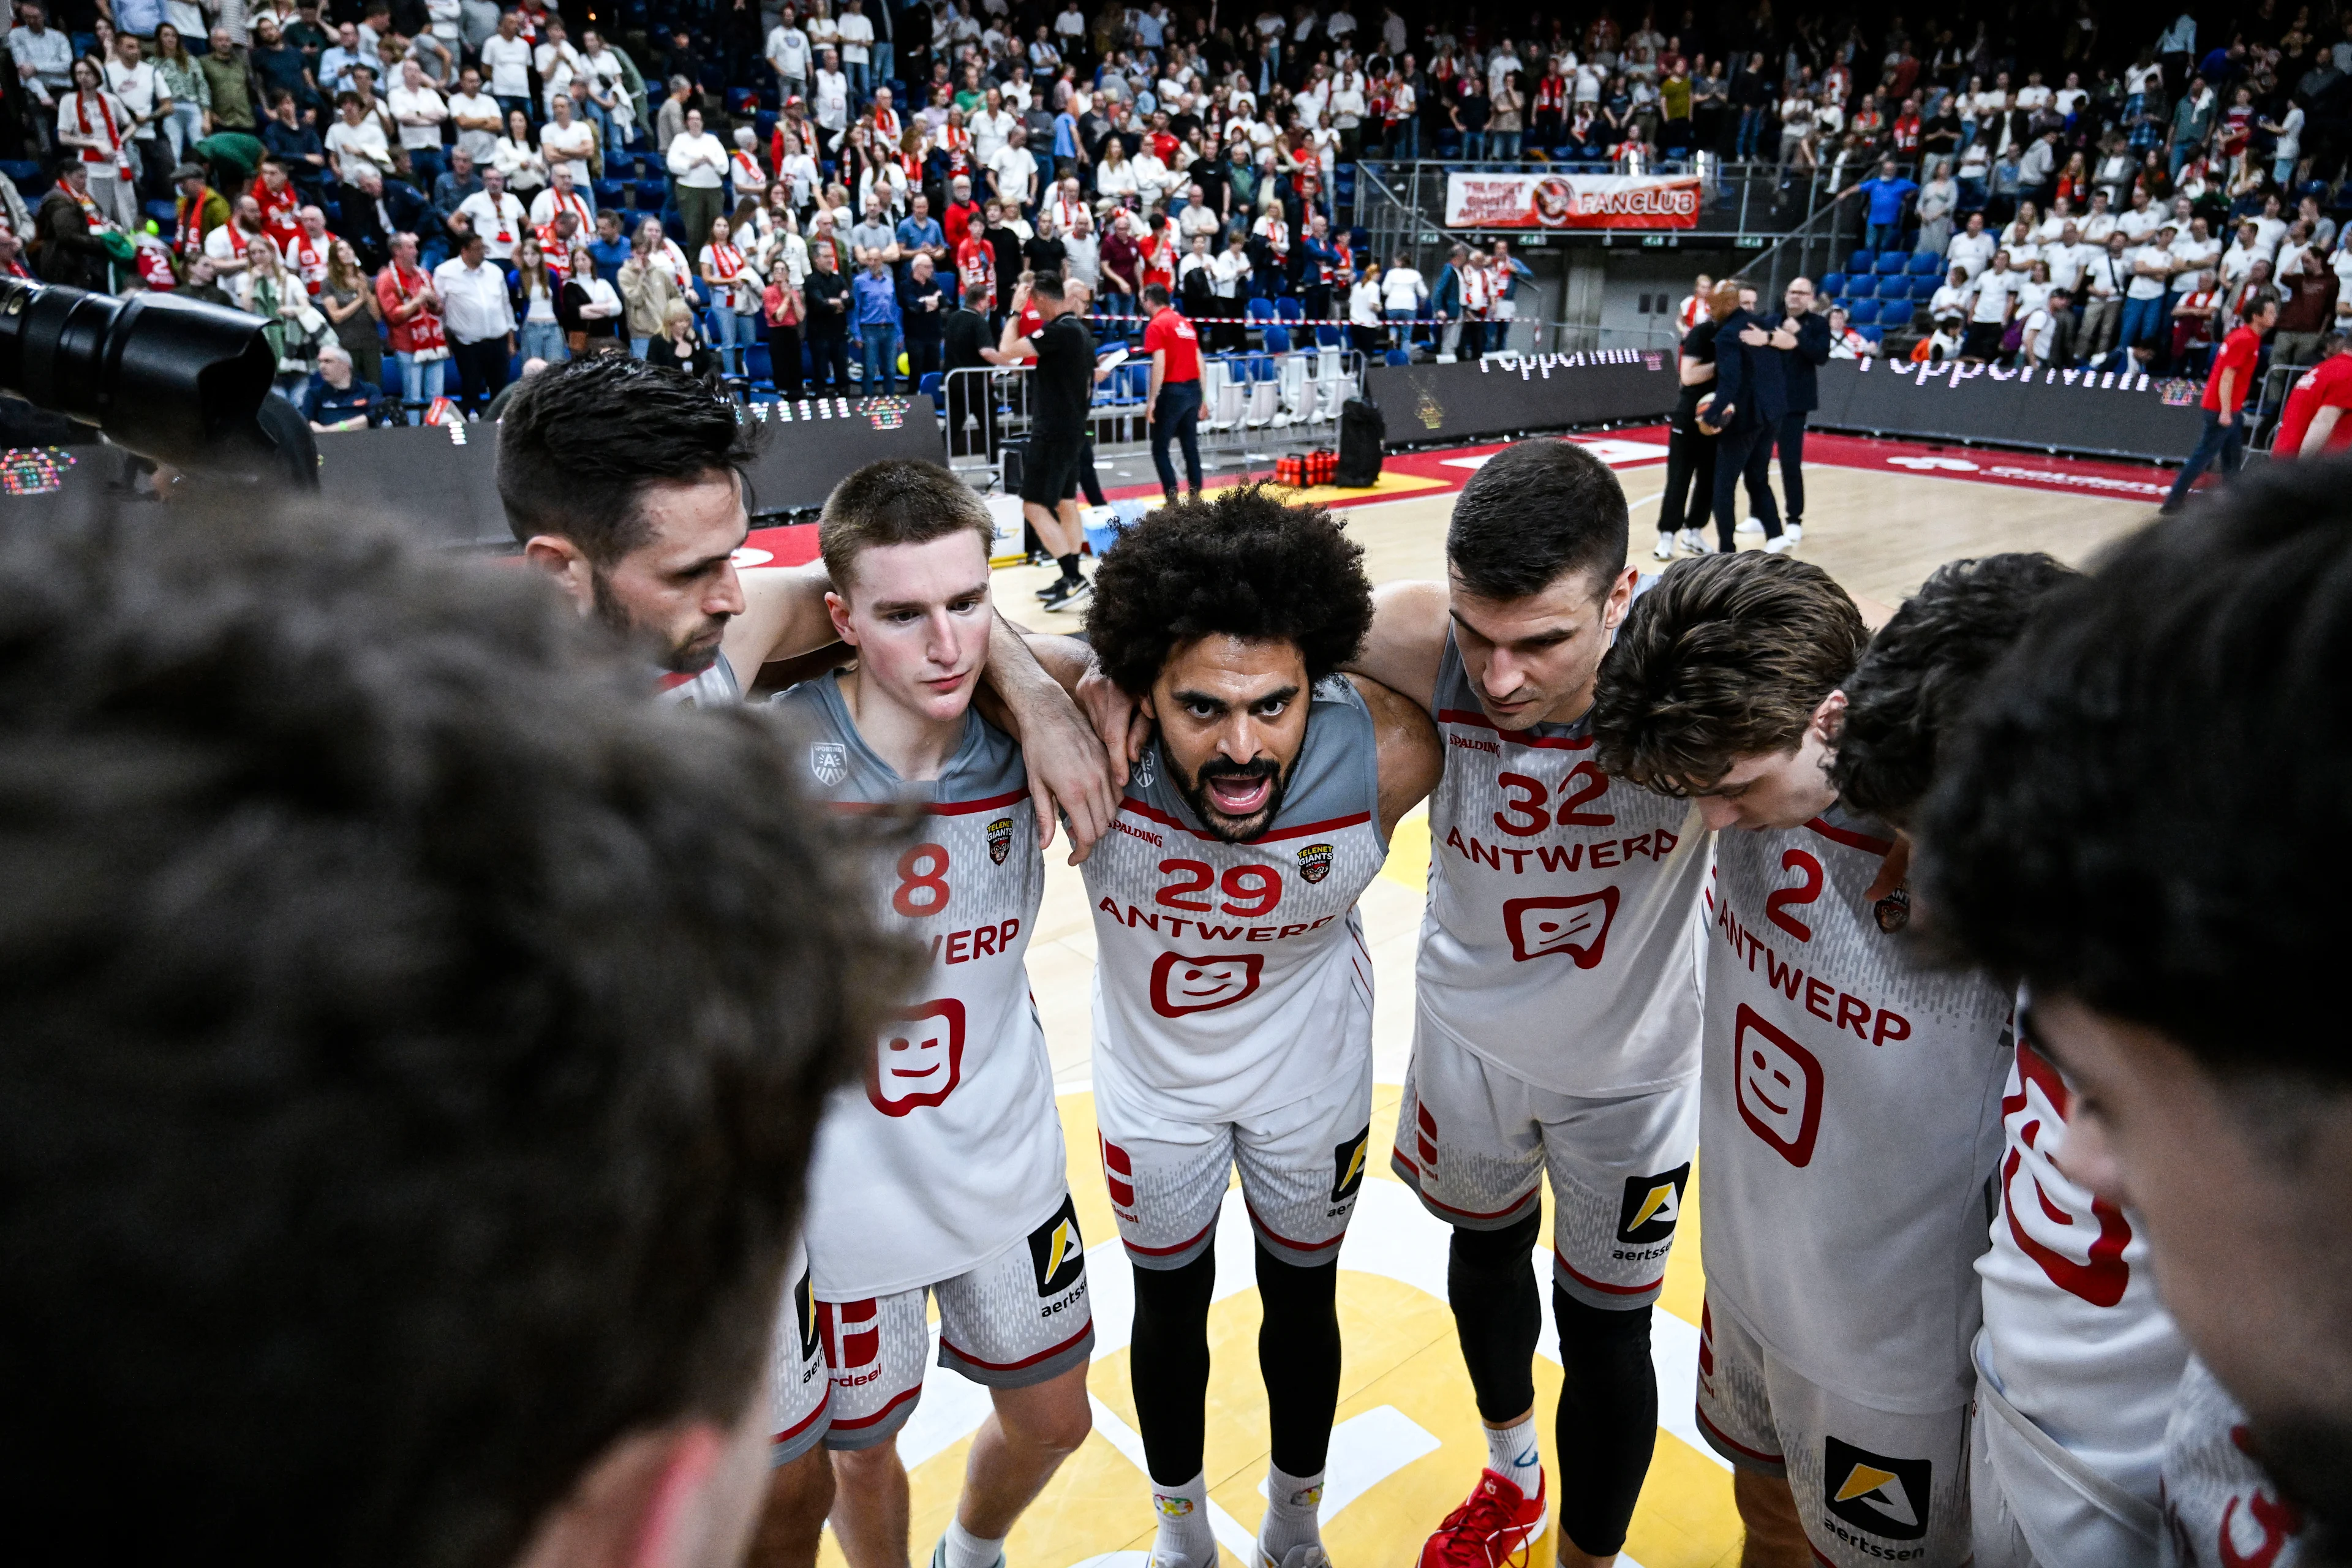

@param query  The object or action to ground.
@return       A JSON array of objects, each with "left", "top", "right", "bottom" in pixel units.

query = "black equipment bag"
[{"left": 1336, "top": 397, "right": 1386, "bottom": 487}]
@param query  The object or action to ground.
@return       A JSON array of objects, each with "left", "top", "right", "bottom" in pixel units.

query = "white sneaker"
[
  {"left": 1678, "top": 528, "right": 1706, "bottom": 554},
  {"left": 1652, "top": 533, "right": 1675, "bottom": 560},
  {"left": 1785, "top": 522, "right": 1804, "bottom": 544},
  {"left": 1736, "top": 515, "right": 1764, "bottom": 535},
  {"left": 1257, "top": 1546, "right": 1330, "bottom": 1568},
  {"left": 1763, "top": 533, "right": 1796, "bottom": 554}
]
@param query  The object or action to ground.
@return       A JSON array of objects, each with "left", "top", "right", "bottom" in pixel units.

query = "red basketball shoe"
[{"left": 1417, "top": 1468, "right": 1548, "bottom": 1568}]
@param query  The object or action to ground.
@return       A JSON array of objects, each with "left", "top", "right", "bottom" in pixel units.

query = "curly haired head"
[
  {"left": 1830, "top": 553, "right": 2078, "bottom": 827},
  {"left": 1084, "top": 486, "right": 1374, "bottom": 696},
  {"left": 1591, "top": 551, "right": 1868, "bottom": 793}
]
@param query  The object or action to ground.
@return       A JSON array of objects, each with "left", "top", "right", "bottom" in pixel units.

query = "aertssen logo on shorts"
[
  {"left": 1028, "top": 1194, "right": 1087, "bottom": 1297},
  {"left": 793, "top": 1261, "right": 822, "bottom": 1363},
  {"left": 810, "top": 741, "right": 849, "bottom": 787},
  {"left": 1615, "top": 1163, "right": 1691, "bottom": 1244},
  {"left": 987, "top": 815, "right": 1014, "bottom": 864},
  {"left": 1822, "top": 1438, "right": 1931, "bottom": 1542},
  {"left": 1330, "top": 1127, "right": 1370, "bottom": 1202},
  {"left": 1297, "top": 842, "right": 1333, "bottom": 883}
]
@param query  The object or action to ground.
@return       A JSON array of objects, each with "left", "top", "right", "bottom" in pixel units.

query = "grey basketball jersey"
[
  {"left": 1416, "top": 629, "right": 1709, "bottom": 1095},
  {"left": 1081, "top": 675, "right": 1386, "bottom": 1122},
  {"left": 776, "top": 673, "right": 1066, "bottom": 1300},
  {"left": 656, "top": 651, "right": 744, "bottom": 707}
]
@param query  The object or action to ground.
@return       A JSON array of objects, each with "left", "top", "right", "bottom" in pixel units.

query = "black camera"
[{"left": 0, "top": 278, "right": 309, "bottom": 484}]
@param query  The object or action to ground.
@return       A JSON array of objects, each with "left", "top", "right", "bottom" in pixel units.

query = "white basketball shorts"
[{"left": 771, "top": 1242, "right": 831, "bottom": 1464}]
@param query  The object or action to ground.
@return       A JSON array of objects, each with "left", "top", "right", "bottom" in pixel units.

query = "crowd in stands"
[{"left": 0, "top": 0, "right": 2335, "bottom": 421}]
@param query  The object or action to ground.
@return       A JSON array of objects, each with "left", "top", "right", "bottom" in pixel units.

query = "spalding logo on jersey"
[
  {"left": 810, "top": 741, "right": 849, "bottom": 787},
  {"left": 819, "top": 1298, "right": 881, "bottom": 1370},
  {"left": 1298, "top": 842, "right": 1333, "bottom": 884},
  {"left": 1149, "top": 951, "right": 1265, "bottom": 1016},
  {"left": 1503, "top": 889, "right": 1620, "bottom": 966},
  {"left": 1616, "top": 1163, "right": 1691, "bottom": 1244},
  {"left": 1028, "top": 1195, "right": 1087, "bottom": 1296},
  {"left": 988, "top": 815, "right": 1014, "bottom": 865},
  {"left": 1822, "top": 1438, "right": 1931, "bottom": 1542},
  {"left": 1331, "top": 1128, "right": 1370, "bottom": 1202},
  {"left": 1735, "top": 1004, "right": 1825, "bottom": 1167},
  {"left": 868, "top": 998, "right": 967, "bottom": 1115}
]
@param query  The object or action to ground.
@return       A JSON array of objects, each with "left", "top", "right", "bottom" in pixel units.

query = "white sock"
[
  {"left": 941, "top": 1519, "right": 1005, "bottom": 1568},
  {"left": 1150, "top": 1471, "right": 1216, "bottom": 1568},
  {"left": 1483, "top": 1414, "right": 1542, "bottom": 1487},
  {"left": 1257, "top": 1463, "right": 1325, "bottom": 1564}
]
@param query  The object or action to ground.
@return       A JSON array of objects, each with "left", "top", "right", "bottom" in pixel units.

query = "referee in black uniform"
[{"left": 1022, "top": 273, "right": 1095, "bottom": 610}]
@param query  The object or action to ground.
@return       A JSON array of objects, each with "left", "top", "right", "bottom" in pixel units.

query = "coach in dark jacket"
[
  {"left": 1754, "top": 277, "right": 1833, "bottom": 535},
  {"left": 1702, "top": 280, "right": 1788, "bottom": 551}
]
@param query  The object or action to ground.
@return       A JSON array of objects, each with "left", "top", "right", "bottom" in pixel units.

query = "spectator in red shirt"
[
  {"left": 954, "top": 219, "right": 996, "bottom": 315},
  {"left": 942, "top": 173, "right": 981, "bottom": 252},
  {"left": 2275, "top": 334, "right": 2352, "bottom": 456},
  {"left": 1141, "top": 281, "right": 1202, "bottom": 504},
  {"left": 2163, "top": 295, "right": 2275, "bottom": 511}
]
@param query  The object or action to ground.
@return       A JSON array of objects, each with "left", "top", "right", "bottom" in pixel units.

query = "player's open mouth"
[{"left": 1205, "top": 774, "right": 1273, "bottom": 814}]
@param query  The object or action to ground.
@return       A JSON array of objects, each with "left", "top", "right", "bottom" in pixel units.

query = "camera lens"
[{"left": 0, "top": 280, "right": 276, "bottom": 470}]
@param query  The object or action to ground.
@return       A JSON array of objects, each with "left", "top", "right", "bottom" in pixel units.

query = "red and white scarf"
[
  {"left": 871, "top": 105, "right": 902, "bottom": 143},
  {"left": 731, "top": 148, "right": 767, "bottom": 187},
  {"left": 285, "top": 230, "right": 330, "bottom": 296},
  {"left": 388, "top": 262, "right": 448, "bottom": 355},
  {"left": 74, "top": 90, "right": 130, "bottom": 175},
  {"left": 176, "top": 188, "right": 217, "bottom": 260},
  {"left": 535, "top": 222, "right": 575, "bottom": 280},
  {"left": 543, "top": 186, "right": 592, "bottom": 233}
]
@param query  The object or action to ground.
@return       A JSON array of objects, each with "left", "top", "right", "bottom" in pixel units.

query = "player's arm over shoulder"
[
  {"left": 1349, "top": 672, "right": 1442, "bottom": 842},
  {"left": 1343, "top": 579, "right": 1448, "bottom": 712},
  {"left": 723, "top": 559, "right": 842, "bottom": 674}
]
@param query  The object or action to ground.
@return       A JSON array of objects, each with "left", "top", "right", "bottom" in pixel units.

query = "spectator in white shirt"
[
  {"left": 2053, "top": 72, "right": 2089, "bottom": 119},
  {"left": 2013, "top": 71, "right": 2051, "bottom": 111},
  {"left": 326, "top": 91, "right": 394, "bottom": 181},
  {"left": 2116, "top": 188, "right": 2161, "bottom": 241},
  {"left": 836, "top": 0, "right": 876, "bottom": 102},
  {"left": 390, "top": 61, "right": 450, "bottom": 184},
  {"left": 454, "top": 167, "right": 527, "bottom": 259},
  {"left": 447, "top": 66, "right": 502, "bottom": 164},
  {"left": 430, "top": 230, "right": 517, "bottom": 412},
  {"left": 2041, "top": 222, "right": 2090, "bottom": 293},
  {"left": 104, "top": 31, "right": 168, "bottom": 184},
  {"left": 1929, "top": 264, "right": 1974, "bottom": 325},
  {"left": 2076, "top": 190, "right": 2117, "bottom": 244},
  {"left": 528, "top": 164, "right": 593, "bottom": 230},
  {"left": 2220, "top": 221, "right": 2265, "bottom": 287},
  {"left": 989, "top": 124, "right": 1039, "bottom": 214},
  {"left": 813, "top": 48, "right": 850, "bottom": 132},
  {"left": 1094, "top": 135, "right": 1140, "bottom": 207},
  {"left": 540, "top": 92, "right": 597, "bottom": 188},
  {"left": 666, "top": 106, "right": 729, "bottom": 252},
  {"left": 1962, "top": 249, "right": 2018, "bottom": 360},
  {"left": 767, "top": 9, "right": 813, "bottom": 100},
  {"left": 1379, "top": 250, "right": 1425, "bottom": 325},
  {"left": 479, "top": 10, "right": 533, "bottom": 119},
  {"left": 970, "top": 88, "right": 1017, "bottom": 165},
  {"left": 2019, "top": 285, "right": 2067, "bottom": 365},
  {"left": 2170, "top": 216, "right": 2220, "bottom": 288},
  {"left": 2250, "top": 196, "right": 2289, "bottom": 260},
  {"left": 1946, "top": 210, "right": 1996, "bottom": 279},
  {"left": 534, "top": 18, "right": 582, "bottom": 115}
]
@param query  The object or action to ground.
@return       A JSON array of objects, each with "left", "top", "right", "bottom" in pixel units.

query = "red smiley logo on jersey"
[
  {"left": 1734, "top": 1005, "right": 1824, "bottom": 1167},
  {"left": 1149, "top": 952, "right": 1265, "bottom": 1016},
  {"left": 2002, "top": 1038, "right": 2134, "bottom": 1307},
  {"left": 867, "top": 998, "right": 965, "bottom": 1115},
  {"left": 1502, "top": 889, "right": 1620, "bottom": 965}
]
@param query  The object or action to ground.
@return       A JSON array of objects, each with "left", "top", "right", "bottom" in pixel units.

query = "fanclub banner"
[{"left": 1444, "top": 172, "right": 1703, "bottom": 230}]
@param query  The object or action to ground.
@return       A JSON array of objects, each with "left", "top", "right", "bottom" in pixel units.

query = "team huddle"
[{"left": 493, "top": 355, "right": 2308, "bottom": 1568}]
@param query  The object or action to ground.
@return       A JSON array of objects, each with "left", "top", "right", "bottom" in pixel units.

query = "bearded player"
[
  {"left": 1590, "top": 551, "right": 2013, "bottom": 1568},
  {"left": 1033, "top": 489, "right": 1441, "bottom": 1568},
  {"left": 758, "top": 461, "right": 1094, "bottom": 1568}
]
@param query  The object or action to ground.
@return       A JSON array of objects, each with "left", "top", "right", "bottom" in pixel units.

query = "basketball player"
[
  {"left": 1345, "top": 440, "right": 1710, "bottom": 1568},
  {"left": 1919, "top": 468, "right": 2346, "bottom": 1561},
  {"left": 760, "top": 462, "right": 1093, "bottom": 1568},
  {"left": 496, "top": 355, "right": 1114, "bottom": 859},
  {"left": 1591, "top": 552, "right": 2013, "bottom": 1568},
  {"left": 1032, "top": 489, "right": 1442, "bottom": 1568}
]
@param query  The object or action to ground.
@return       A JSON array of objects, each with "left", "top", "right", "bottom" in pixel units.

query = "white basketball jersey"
[
  {"left": 1416, "top": 630, "right": 1709, "bottom": 1095},
  {"left": 1976, "top": 1029, "right": 2185, "bottom": 1509},
  {"left": 1082, "top": 676, "right": 1386, "bottom": 1123},
  {"left": 657, "top": 651, "right": 742, "bottom": 707},
  {"left": 782, "top": 674, "right": 1068, "bottom": 1300},
  {"left": 1700, "top": 805, "right": 2013, "bottom": 1413},
  {"left": 2160, "top": 1357, "right": 2307, "bottom": 1568}
]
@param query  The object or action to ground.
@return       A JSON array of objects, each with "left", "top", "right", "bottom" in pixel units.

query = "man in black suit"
[
  {"left": 1749, "top": 276, "right": 1832, "bottom": 545},
  {"left": 1697, "top": 278, "right": 1787, "bottom": 553}
]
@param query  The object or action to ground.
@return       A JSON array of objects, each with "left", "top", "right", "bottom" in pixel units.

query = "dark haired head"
[
  {"left": 1030, "top": 272, "right": 1066, "bottom": 304},
  {"left": 1830, "top": 553, "right": 2078, "bottom": 827},
  {"left": 1446, "top": 438, "right": 1629, "bottom": 604},
  {"left": 497, "top": 355, "right": 760, "bottom": 565},
  {"left": 1591, "top": 551, "right": 1867, "bottom": 793},
  {"left": 1084, "top": 484, "right": 1373, "bottom": 697},
  {"left": 819, "top": 459, "right": 997, "bottom": 595},
  {"left": 0, "top": 497, "right": 905, "bottom": 1568},
  {"left": 1140, "top": 282, "right": 1170, "bottom": 308}
]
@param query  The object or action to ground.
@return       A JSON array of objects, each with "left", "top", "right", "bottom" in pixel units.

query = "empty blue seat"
[
  {"left": 1275, "top": 297, "right": 1304, "bottom": 322},
  {"left": 1245, "top": 296, "right": 1276, "bottom": 323},
  {"left": 1384, "top": 347, "right": 1410, "bottom": 365},
  {"left": 1907, "top": 252, "right": 1942, "bottom": 275},
  {"left": 1820, "top": 271, "right": 1847, "bottom": 296},
  {"left": 1846, "top": 300, "right": 1880, "bottom": 325},
  {"left": 1847, "top": 276, "right": 1879, "bottom": 299},
  {"left": 744, "top": 342, "right": 773, "bottom": 383},
  {"left": 1848, "top": 249, "right": 1874, "bottom": 275},
  {"left": 918, "top": 372, "right": 944, "bottom": 399},
  {"left": 1861, "top": 325, "right": 1886, "bottom": 344},
  {"left": 1910, "top": 276, "right": 1939, "bottom": 300},
  {"left": 1263, "top": 324, "right": 1292, "bottom": 353},
  {"left": 1875, "top": 252, "right": 1907, "bottom": 276}
]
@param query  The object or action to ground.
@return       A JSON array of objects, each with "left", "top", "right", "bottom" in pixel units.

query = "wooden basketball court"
[{"left": 823, "top": 431, "right": 2157, "bottom": 1568}]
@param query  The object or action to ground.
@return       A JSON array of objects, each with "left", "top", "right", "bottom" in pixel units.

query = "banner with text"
[{"left": 1444, "top": 172, "right": 1703, "bottom": 230}]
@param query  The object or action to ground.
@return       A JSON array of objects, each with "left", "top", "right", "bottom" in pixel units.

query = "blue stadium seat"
[
  {"left": 1263, "top": 324, "right": 1292, "bottom": 353},
  {"left": 1910, "top": 276, "right": 1938, "bottom": 300},
  {"left": 1245, "top": 296, "right": 1275, "bottom": 324},
  {"left": 594, "top": 179, "right": 629, "bottom": 206},
  {"left": 918, "top": 372, "right": 944, "bottom": 400},
  {"left": 1907, "top": 252, "right": 1942, "bottom": 275},
  {"left": 1820, "top": 271, "right": 1847, "bottom": 296},
  {"left": 1848, "top": 249, "right": 1874, "bottom": 276},
  {"left": 1385, "top": 348, "right": 1410, "bottom": 365},
  {"left": 1875, "top": 253, "right": 1907, "bottom": 276},
  {"left": 1846, "top": 300, "right": 1880, "bottom": 325},
  {"left": 744, "top": 342, "right": 772, "bottom": 384},
  {"left": 1276, "top": 297, "right": 1304, "bottom": 323},
  {"left": 1860, "top": 325, "right": 1886, "bottom": 344},
  {"left": 1315, "top": 324, "right": 1344, "bottom": 347}
]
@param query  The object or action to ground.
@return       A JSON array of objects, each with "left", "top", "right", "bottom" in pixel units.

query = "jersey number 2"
[{"left": 1764, "top": 849, "right": 1824, "bottom": 942}]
